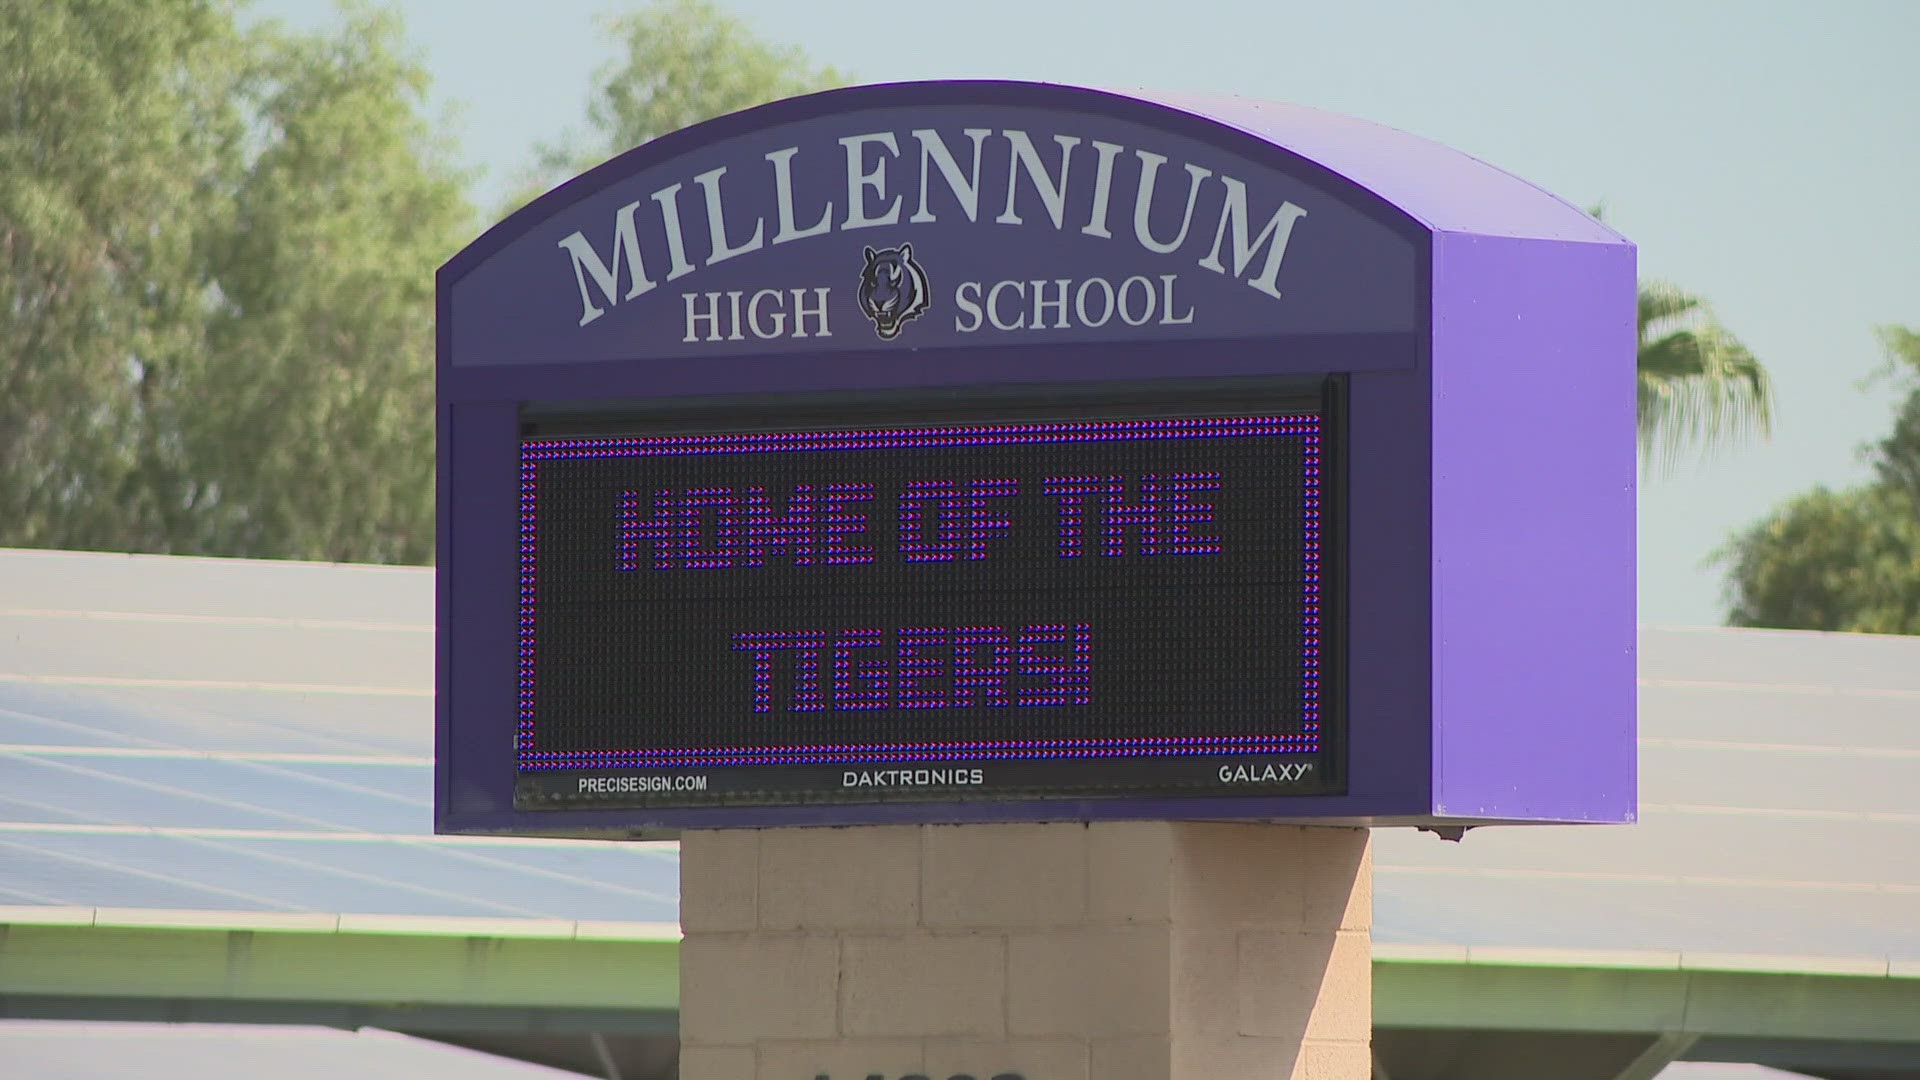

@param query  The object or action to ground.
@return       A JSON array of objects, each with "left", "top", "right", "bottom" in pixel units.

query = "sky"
[{"left": 256, "top": 0, "right": 1920, "bottom": 627}]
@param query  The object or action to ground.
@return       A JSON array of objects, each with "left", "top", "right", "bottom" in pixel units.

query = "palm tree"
[
  {"left": 1635, "top": 279, "right": 1775, "bottom": 467},
  {"left": 1589, "top": 205, "right": 1775, "bottom": 469}
]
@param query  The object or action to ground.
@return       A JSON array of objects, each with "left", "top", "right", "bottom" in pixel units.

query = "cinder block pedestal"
[{"left": 679, "top": 822, "right": 1371, "bottom": 1080}]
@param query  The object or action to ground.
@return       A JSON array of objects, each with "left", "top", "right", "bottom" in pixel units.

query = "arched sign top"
[
  {"left": 1137, "top": 89, "right": 1625, "bottom": 244},
  {"left": 440, "top": 81, "right": 1621, "bottom": 370}
]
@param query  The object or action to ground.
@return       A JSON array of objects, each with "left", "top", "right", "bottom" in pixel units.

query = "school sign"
[{"left": 435, "top": 81, "right": 1636, "bottom": 837}]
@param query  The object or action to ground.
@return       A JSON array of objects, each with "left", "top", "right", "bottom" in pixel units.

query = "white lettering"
[
  {"left": 556, "top": 199, "right": 657, "bottom": 327},
  {"left": 765, "top": 146, "right": 833, "bottom": 245},
  {"left": 910, "top": 127, "right": 991, "bottom": 223},
  {"left": 987, "top": 280, "right": 1026, "bottom": 330},
  {"left": 1118, "top": 275, "right": 1156, "bottom": 326},
  {"left": 790, "top": 287, "right": 831, "bottom": 338},
  {"left": 1158, "top": 274, "right": 1194, "bottom": 325},
  {"left": 724, "top": 289, "right": 745, "bottom": 340},
  {"left": 561, "top": 130, "right": 1313, "bottom": 332},
  {"left": 1081, "top": 139, "right": 1124, "bottom": 238},
  {"left": 841, "top": 768, "right": 986, "bottom": 788},
  {"left": 748, "top": 288, "right": 786, "bottom": 339},
  {"left": 1199, "top": 175, "right": 1308, "bottom": 300},
  {"left": 682, "top": 292, "right": 724, "bottom": 342},
  {"left": 1216, "top": 762, "right": 1311, "bottom": 784},
  {"left": 650, "top": 183, "right": 697, "bottom": 281},
  {"left": 1133, "top": 151, "right": 1212, "bottom": 254},
  {"left": 1030, "top": 278, "right": 1070, "bottom": 330},
  {"left": 953, "top": 281, "right": 984, "bottom": 332},
  {"left": 946, "top": 274, "right": 1193, "bottom": 333},
  {"left": 840, "top": 132, "right": 902, "bottom": 229},
  {"left": 1074, "top": 277, "right": 1115, "bottom": 327},
  {"left": 997, "top": 129, "right": 1080, "bottom": 228},
  {"left": 577, "top": 774, "right": 710, "bottom": 794},
  {"left": 681, "top": 288, "right": 826, "bottom": 343},
  {"left": 693, "top": 166, "right": 764, "bottom": 265}
]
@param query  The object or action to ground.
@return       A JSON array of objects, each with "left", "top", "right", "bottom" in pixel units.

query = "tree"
[
  {"left": 1717, "top": 325, "right": 1920, "bottom": 634},
  {"left": 193, "top": 5, "right": 472, "bottom": 563},
  {"left": 0, "top": 0, "right": 472, "bottom": 563},
  {"left": 1585, "top": 207, "right": 1775, "bottom": 468},
  {"left": 1635, "top": 280, "right": 1775, "bottom": 465},
  {"left": 0, "top": 0, "right": 245, "bottom": 552},
  {"left": 508, "top": 0, "right": 846, "bottom": 213}
]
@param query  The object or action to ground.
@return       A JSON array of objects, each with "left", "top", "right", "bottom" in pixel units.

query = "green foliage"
[
  {"left": 1586, "top": 206, "right": 1775, "bottom": 470},
  {"left": 197, "top": 4, "right": 471, "bottom": 562},
  {"left": 1636, "top": 280, "right": 1774, "bottom": 465},
  {"left": 0, "top": 0, "right": 246, "bottom": 551},
  {"left": 585, "top": 0, "right": 847, "bottom": 150},
  {"left": 0, "top": 0, "right": 472, "bottom": 563},
  {"left": 2, "top": 0, "right": 847, "bottom": 565},
  {"left": 508, "top": 0, "right": 846, "bottom": 215},
  {"left": 1868, "top": 325, "right": 1920, "bottom": 502},
  {"left": 1718, "top": 326, "right": 1920, "bottom": 634}
]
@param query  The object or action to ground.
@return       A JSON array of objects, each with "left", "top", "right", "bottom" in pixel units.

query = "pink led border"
[{"left": 518, "top": 414, "right": 1321, "bottom": 771}]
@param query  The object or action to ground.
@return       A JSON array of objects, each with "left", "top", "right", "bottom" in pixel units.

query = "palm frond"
[
  {"left": 1585, "top": 206, "right": 1776, "bottom": 471},
  {"left": 1635, "top": 279, "right": 1774, "bottom": 469}
]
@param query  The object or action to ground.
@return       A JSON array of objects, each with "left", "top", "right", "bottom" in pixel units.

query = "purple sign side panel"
[{"left": 1429, "top": 232, "right": 1637, "bottom": 823}]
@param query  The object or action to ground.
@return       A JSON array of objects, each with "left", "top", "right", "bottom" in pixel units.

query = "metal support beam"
[
  {"left": 591, "top": 1031, "right": 625, "bottom": 1080},
  {"left": 8, "top": 915, "right": 1920, "bottom": 1077},
  {"left": 1612, "top": 1032, "right": 1700, "bottom": 1080},
  {"left": 1375, "top": 958, "right": 1920, "bottom": 1045},
  {"left": 0, "top": 920, "right": 678, "bottom": 1015},
  {"left": 0, "top": 994, "right": 675, "bottom": 1036},
  {"left": 1373, "top": 1030, "right": 1668, "bottom": 1080}
]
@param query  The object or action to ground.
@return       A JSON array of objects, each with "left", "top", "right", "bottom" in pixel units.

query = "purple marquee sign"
[{"left": 436, "top": 81, "right": 1637, "bottom": 836}]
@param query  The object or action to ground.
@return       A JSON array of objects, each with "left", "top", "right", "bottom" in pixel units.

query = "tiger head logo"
[{"left": 856, "top": 243, "right": 931, "bottom": 341}]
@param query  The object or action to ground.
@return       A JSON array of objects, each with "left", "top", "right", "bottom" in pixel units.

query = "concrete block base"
[{"left": 680, "top": 822, "right": 1371, "bottom": 1080}]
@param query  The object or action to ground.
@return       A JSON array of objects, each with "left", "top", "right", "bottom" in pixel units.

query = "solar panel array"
[
  {"left": 2, "top": 546, "right": 1917, "bottom": 968},
  {"left": 0, "top": 549, "right": 675, "bottom": 922},
  {"left": 1372, "top": 624, "right": 1920, "bottom": 963}
]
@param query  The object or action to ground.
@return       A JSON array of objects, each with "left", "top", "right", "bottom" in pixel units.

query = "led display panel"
[{"left": 514, "top": 403, "right": 1340, "bottom": 809}]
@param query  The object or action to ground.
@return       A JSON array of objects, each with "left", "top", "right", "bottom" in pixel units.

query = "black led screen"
[{"left": 515, "top": 406, "right": 1339, "bottom": 809}]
